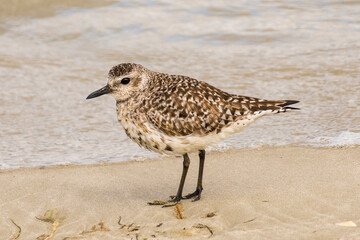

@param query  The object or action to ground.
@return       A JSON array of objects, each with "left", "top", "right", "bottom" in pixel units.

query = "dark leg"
[
  {"left": 184, "top": 149, "right": 205, "bottom": 201},
  {"left": 169, "top": 153, "right": 190, "bottom": 202},
  {"left": 148, "top": 153, "right": 190, "bottom": 207}
]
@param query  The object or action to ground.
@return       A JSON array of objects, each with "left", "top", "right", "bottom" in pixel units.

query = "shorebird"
[{"left": 86, "top": 63, "right": 299, "bottom": 206}]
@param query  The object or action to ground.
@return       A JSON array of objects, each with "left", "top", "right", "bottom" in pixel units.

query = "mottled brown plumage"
[
  {"left": 143, "top": 72, "right": 295, "bottom": 137},
  {"left": 87, "top": 63, "right": 299, "bottom": 205}
]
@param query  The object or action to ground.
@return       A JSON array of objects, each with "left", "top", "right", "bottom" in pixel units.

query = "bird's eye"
[{"left": 121, "top": 78, "right": 130, "bottom": 85}]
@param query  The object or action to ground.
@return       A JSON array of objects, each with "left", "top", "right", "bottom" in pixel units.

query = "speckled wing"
[{"left": 145, "top": 74, "right": 297, "bottom": 137}]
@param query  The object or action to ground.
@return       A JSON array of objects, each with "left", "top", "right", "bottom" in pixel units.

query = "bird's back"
[
  {"left": 115, "top": 70, "right": 298, "bottom": 154},
  {"left": 142, "top": 72, "right": 297, "bottom": 136}
]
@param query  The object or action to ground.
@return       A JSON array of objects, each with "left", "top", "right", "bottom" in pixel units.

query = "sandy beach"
[
  {"left": 1, "top": 1, "right": 359, "bottom": 239},
  {"left": 0, "top": 146, "right": 359, "bottom": 239}
]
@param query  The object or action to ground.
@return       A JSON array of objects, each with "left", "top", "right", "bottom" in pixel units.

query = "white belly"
[{"left": 119, "top": 110, "right": 269, "bottom": 155}]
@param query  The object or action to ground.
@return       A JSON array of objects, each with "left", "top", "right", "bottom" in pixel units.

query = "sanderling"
[{"left": 86, "top": 63, "right": 299, "bottom": 206}]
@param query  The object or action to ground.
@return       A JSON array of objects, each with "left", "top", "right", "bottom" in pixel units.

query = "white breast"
[{"left": 119, "top": 108, "right": 272, "bottom": 155}]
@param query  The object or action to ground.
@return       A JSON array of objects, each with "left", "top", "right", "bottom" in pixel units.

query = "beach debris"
[
  {"left": 243, "top": 217, "right": 256, "bottom": 224},
  {"left": 174, "top": 203, "right": 184, "bottom": 219},
  {"left": 118, "top": 216, "right": 126, "bottom": 229},
  {"left": 9, "top": 218, "right": 21, "bottom": 240},
  {"left": 193, "top": 223, "right": 214, "bottom": 238},
  {"left": 117, "top": 217, "right": 141, "bottom": 232},
  {"left": 62, "top": 237, "right": 85, "bottom": 240},
  {"left": 130, "top": 226, "right": 140, "bottom": 232},
  {"left": 80, "top": 221, "right": 110, "bottom": 234},
  {"left": 203, "top": 212, "right": 217, "bottom": 218},
  {"left": 36, "top": 208, "right": 61, "bottom": 240},
  {"left": 37, "top": 234, "right": 50, "bottom": 240},
  {"left": 127, "top": 223, "right": 140, "bottom": 232},
  {"left": 156, "top": 223, "right": 163, "bottom": 227},
  {"left": 35, "top": 208, "right": 59, "bottom": 223},
  {"left": 147, "top": 200, "right": 168, "bottom": 205},
  {"left": 335, "top": 221, "right": 357, "bottom": 227}
]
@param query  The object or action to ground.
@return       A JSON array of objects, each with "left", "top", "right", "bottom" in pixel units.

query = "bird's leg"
[
  {"left": 148, "top": 153, "right": 190, "bottom": 207},
  {"left": 165, "top": 153, "right": 190, "bottom": 205},
  {"left": 184, "top": 149, "right": 205, "bottom": 201}
]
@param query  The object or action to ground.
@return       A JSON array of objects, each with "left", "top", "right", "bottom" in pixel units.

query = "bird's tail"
[
  {"left": 277, "top": 100, "right": 300, "bottom": 111},
  {"left": 231, "top": 96, "right": 300, "bottom": 114},
  {"left": 249, "top": 99, "right": 300, "bottom": 114}
]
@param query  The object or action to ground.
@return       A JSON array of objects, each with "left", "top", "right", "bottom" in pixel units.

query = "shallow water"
[{"left": 0, "top": 0, "right": 359, "bottom": 168}]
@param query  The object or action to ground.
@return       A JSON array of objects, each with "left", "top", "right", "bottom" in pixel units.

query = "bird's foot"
[
  {"left": 162, "top": 195, "right": 182, "bottom": 207},
  {"left": 147, "top": 195, "right": 182, "bottom": 207},
  {"left": 183, "top": 187, "right": 202, "bottom": 202}
]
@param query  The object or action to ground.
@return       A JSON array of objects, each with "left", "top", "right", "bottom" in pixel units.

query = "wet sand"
[{"left": 1, "top": 146, "right": 359, "bottom": 239}]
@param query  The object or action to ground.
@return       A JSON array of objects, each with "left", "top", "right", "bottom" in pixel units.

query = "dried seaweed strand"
[
  {"left": 193, "top": 224, "right": 213, "bottom": 238},
  {"left": 10, "top": 219, "right": 21, "bottom": 240},
  {"left": 243, "top": 217, "right": 256, "bottom": 224},
  {"left": 174, "top": 204, "right": 184, "bottom": 219}
]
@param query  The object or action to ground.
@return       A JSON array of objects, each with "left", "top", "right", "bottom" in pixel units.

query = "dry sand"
[{"left": 0, "top": 146, "right": 359, "bottom": 240}]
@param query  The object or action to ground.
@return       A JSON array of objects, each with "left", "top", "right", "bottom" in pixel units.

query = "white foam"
[
  {"left": 312, "top": 131, "right": 360, "bottom": 147},
  {"left": 207, "top": 143, "right": 231, "bottom": 152}
]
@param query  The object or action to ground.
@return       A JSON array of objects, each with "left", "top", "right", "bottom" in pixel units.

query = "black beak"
[{"left": 86, "top": 85, "right": 112, "bottom": 99}]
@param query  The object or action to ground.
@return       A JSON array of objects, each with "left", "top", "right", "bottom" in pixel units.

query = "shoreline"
[
  {"left": 1, "top": 144, "right": 358, "bottom": 173},
  {"left": 1, "top": 146, "right": 359, "bottom": 239}
]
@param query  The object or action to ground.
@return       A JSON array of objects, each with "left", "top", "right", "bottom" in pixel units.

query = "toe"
[
  {"left": 192, "top": 195, "right": 201, "bottom": 202},
  {"left": 184, "top": 189, "right": 202, "bottom": 200}
]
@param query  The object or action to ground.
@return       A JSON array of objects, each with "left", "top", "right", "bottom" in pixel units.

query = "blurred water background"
[{"left": 0, "top": 0, "right": 359, "bottom": 168}]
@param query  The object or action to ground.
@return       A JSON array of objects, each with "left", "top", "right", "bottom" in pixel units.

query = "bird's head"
[{"left": 86, "top": 63, "right": 150, "bottom": 102}]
